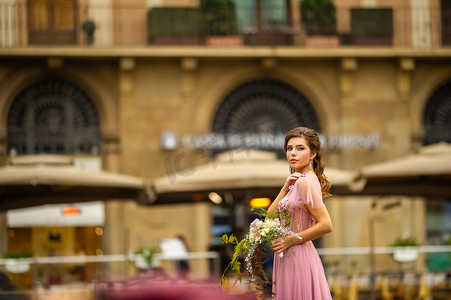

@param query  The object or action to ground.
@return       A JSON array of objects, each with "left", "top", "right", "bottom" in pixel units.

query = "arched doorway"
[
  {"left": 210, "top": 78, "right": 322, "bottom": 249},
  {"left": 5, "top": 78, "right": 104, "bottom": 287},
  {"left": 423, "top": 80, "right": 451, "bottom": 271},
  {"left": 7, "top": 79, "right": 100, "bottom": 156}
]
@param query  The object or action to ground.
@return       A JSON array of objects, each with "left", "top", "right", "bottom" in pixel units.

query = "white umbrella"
[
  {"left": 152, "top": 149, "right": 356, "bottom": 204},
  {"left": 350, "top": 142, "right": 451, "bottom": 196},
  {"left": 359, "top": 142, "right": 451, "bottom": 178},
  {"left": 0, "top": 154, "right": 150, "bottom": 210}
]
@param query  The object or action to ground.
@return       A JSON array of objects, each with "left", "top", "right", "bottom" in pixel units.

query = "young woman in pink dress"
[{"left": 268, "top": 126, "right": 333, "bottom": 300}]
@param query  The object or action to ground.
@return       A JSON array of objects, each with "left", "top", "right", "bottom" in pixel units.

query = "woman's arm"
[
  {"left": 291, "top": 205, "right": 332, "bottom": 245},
  {"left": 272, "top": 205, "right": 332, "bottom": 254},
  {"left": 266, "top": 188, "right": 288, "bottom": 217}
]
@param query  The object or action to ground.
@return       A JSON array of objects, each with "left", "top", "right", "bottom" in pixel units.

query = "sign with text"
[{"left": 177, "top": 133, "right": 380, "bottom": 150}]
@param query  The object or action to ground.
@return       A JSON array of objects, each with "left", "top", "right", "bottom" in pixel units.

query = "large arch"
[
  {"left": 0, "top": 69, "right": 116, "bottom": 136},
  {"left": 206, "top": 77, "right": 323, "bottom": 156},
  {"left": 410, "top": 66, "right": 451, "bottom": 143},
  {"left": 212, "top": 78, "right": 320, "bottom": 145},
  {"left": 0, "top": 68, "right": 119, "bottom": 163},
  {"left": 190, "top": 64, "right": 339, "bottom": 137}
]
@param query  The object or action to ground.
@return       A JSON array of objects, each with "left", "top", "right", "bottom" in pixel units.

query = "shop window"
[{"left": 426, "top": 198, "right": 451, "bottom": 271}]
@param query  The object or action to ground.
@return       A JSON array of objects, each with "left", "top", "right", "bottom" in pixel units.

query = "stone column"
[
  {"left": 180, "top": 57, "right": 198, "bottom": 100},
  {"left": 0, "top": 211, "right": 7, "bottom": 256},
  {"left": 193, "top": 202, "right": 211, "bottom": 276},
  {"left": 397, "top": 57, "right": 415, "bottom": 101},
  {"left": 290, "top": 0, "right": 304, "bottom": 45},
  {"left": 0, "top": 128, "right": 6, "bottom": 166},
  {"left": 340, "top": 57, "right": 358, "bottom": 98},
  {"left": 101, "top": 57, "right": 136, "bottom": 278}
]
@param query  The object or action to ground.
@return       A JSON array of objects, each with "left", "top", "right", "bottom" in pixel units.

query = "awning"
[
  {"left": 151, "top": 149, "right": 356, "bottom": 205},
  {"left": 350, "top": 142, "right": 451, "bottom": 197},
  {"left": 0, "top": 155, "right": 150, "bottom": 210},
  {"left": 7, "top": 201, "right": 105, "bottom": 227}
]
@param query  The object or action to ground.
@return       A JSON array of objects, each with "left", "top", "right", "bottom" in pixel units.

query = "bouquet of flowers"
[{"left": 221, "top": 213, "right": 301, "bottom": 292}]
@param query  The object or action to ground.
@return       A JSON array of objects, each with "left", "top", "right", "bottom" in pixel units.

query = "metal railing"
[
  {"left": 0, "top": 247, "right": 450, "bottom": 299},
  {"left": 0, "top": 3, "right": 451, "bottom": 48},
  {"left": 0, "top": 251, "right": 220, "bottom": 284}
]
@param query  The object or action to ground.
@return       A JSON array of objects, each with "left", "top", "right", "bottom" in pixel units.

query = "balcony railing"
[{"left": 0, "top": 2, "right": 451, "bottom": 48}]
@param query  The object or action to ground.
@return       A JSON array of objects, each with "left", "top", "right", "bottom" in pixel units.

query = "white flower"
[{"left": 250, "top": 219, "right": 263, "bottom": 228}]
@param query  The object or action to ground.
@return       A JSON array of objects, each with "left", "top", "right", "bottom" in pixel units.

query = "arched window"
[
  {"left": 212, "top": 79, "right": 320, "bottom": 154},
  {"left": 7, "top": 79, "right": 100, "bottom": 155},
  {"left": 423, "top": 81, "right": 451, "bottom": 145}
]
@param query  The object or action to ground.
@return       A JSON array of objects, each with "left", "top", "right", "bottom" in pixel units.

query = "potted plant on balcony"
[
  {"left": 201, "top": 0, "right": 242, "bottom": 46},
  {"left": 82, "top": 20, "right": 96, "bottom": 45},
  {"left": 390, "top": 236, "right": 420, "bottom": 263},
  {"left": 300, "top": 0, "right": 338, "bottom": 47},
  {"left": 3, "top": 251, "right": 33, "bottom": 274}
]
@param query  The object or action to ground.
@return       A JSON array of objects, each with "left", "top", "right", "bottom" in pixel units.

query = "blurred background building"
[{"left": 0, "top": 0, "right": 450, "bottom": 296}]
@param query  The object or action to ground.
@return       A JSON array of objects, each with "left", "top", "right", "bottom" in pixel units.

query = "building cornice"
[{"left": 1, "top": 47, "right": 451, "bottom": 59}]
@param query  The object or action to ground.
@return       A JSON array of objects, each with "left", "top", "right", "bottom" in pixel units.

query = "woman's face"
[{"left": 286, "top": 137, "right": 315, "bottom": 172}]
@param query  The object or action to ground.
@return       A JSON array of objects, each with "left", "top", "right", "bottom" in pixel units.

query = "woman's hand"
[
  {"left": 281, "top": 172, "right": 301, "bottom": 192},
  {"left": 267, "top": 173, "right": 301, "bottom": 215},
  {"left": 271, "top": 237, "right": 290, "bottom": 254}
]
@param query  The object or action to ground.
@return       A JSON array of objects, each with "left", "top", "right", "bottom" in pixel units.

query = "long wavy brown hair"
[{"left": 284, "top": 126, "right": 331, "bottom": 197}]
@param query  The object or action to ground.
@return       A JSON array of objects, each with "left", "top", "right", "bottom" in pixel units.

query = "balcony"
[{"left": 0, "top": 2, "right": 451, "bottom": 49}]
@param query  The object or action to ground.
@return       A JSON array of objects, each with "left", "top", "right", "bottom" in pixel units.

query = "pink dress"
[{"left": 272, "top": 173, "right": 332, "bottom": 300}]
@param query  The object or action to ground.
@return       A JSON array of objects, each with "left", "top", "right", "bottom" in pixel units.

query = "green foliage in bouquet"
[
  {"left": 221, "top": 208, "right": 299, "bottom": 294},
  {"left": 220, "top": 234, "right": 245, "bottom": 286}
]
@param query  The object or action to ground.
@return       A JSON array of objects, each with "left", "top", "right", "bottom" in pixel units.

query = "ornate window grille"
[
  {"left": 424, "top": 81, "right": 451, "bottom": 145},
  {"left": 7, "top": 79, "right": 100, "bottom": 155},
  {"left": 212, "top": 79, "right": 320, "bottom": 153}
]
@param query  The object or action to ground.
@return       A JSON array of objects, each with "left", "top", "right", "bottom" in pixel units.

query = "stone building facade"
[{"left": 0, "top": 0, "right": 450, "bottom": 281}]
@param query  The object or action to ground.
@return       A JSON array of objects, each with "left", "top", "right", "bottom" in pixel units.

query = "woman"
[{"left": 268, "top": 126, "right": 333, "bottom": 299}]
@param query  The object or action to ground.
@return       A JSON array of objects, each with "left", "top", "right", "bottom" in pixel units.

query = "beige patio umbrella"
[
  {"left": 0, "top": 155, "right": 150, "bottom": 210},
  {"left": 350, "top": 142, "right": 451, "bottom": 197},
  {"left": 151, "top": 149, "right": 356, "bottom": 205}
]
